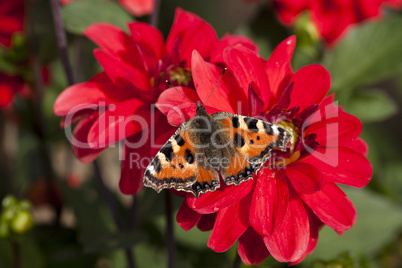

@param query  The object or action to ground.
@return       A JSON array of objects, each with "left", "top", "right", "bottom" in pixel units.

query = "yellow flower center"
[{"left": 168, "top": 67, "right": 192, "bottom": 86}]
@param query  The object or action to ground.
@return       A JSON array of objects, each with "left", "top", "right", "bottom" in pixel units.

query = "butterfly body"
[{"left": 144, "top": 101, "right": 291, "bottom": 198}]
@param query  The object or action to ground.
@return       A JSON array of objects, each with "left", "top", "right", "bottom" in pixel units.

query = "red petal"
[
  {"left": 128, "top": 21, "right": 163, "bottom": 66},
  {"left": 306, "top": 111, "right": 362, "bottom": 147},
  {"left": 223, "top": 45, "right": 272, "bottom": 110},
  {"left": 71, "top": 113, "right": 105, "bottom": 162},
  {"left": 309, "top": 1, "right": 351, "bottom": 45},
  {"left": 249, "top": 169, "right": 289, "bottom": 236},
  {"left": 191, "top": 50, "right": 244, "bottom": 113},
  {"left": 265, "top": 36, "right": 295, "bottom": 98},
  {"left": 187, "top": 178, "right": 254, "bottom": 214},
  {"left": 84, "top": 23, "right": 129, "bottom": 56},
  {"left": 210, "top": 34, "right": 258, "bottom": 63},
  {"left": 156, "top": 86, "right": 199, "bottom": 116},
  {"left": 118, "top": 0, "right": 154, "bottom": 16},
  {"left": 303, "top": 146, "right": 372, "bottom": 188},
  {"left": 53, "top": 81, "right": 111, "bottom": 116},
  {"left": 196, "top": 213, "right": 217, "bottom": 231},
  {"left": 309, "top": 94, "right": 339, "bottom": 123},
  {"left": 344, "top": 138, "right": 369, "bottom": 156},
  {"left": 119, "top": 132, "right": 147, "bottom": 195},
  {"left": 166, "top": 103, "right": 197, "bottom": 125},
  {"left": 87, "top": 99, "right": 145, "bottom": 148},
  {"left": 300, "top": 182, "right": 356, "bottom": 231},
  {"left": 176, "top": 200, "right": 202, "bottom": 231},
  {"left": 290, "top": 206, "right": 322, "bottom": 265},
  {"left": 94, "top": 49, "right": 149, "bottom": 91},
  {"left": 238, "top": 228, "right": 270, "bottom": 265},
  {"left": 288, "top": 65, "right": 331, "bottom": 111},
  {"left": 264, "top": 189, "right": 310, "bottom": 263},
  {"left": 248, "top": 82, "right": 265, "bottom": 116},
  {"left": 274, "top": 0, "right": 307, "bottom": 25},
  {"left": 166, "top": 8, "right": 218, "bottom": 65},
  {"left": 285, "top": 162, "right": 324, "bottom": 194},
  {"left": 85, "top": 24, "right": 147, "bottom": 75},
  {"left": 208, "top": 194, "right": 251, "bottom": 252}
]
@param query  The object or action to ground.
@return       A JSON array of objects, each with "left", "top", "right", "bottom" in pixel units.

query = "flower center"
[{"left": 167, "top": 67, "right": 192, "bottom": 86}]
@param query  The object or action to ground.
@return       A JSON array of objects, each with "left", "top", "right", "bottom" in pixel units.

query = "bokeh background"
[{"left": 0, "top": 0, "right": 402, "bottom": 267}]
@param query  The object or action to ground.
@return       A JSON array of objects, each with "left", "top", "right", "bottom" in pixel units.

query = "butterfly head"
[{"left": 195, "top": 100, "right": 209, "bottom": 117}]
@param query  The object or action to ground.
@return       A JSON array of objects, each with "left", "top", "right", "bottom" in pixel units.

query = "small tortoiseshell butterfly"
[{"left": 143, "top": 72, "right": 291, "bottom": 198}]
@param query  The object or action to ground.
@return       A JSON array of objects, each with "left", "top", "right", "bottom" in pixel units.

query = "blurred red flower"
[
  {"left": 60, "top": 0, "right": 155, "bottom": 17},
  {"left": 0, "top": 0, "right": 24, "bottom": 48},
  {"left": 53, "top": 8, "right": 257, "bottom": 195},
  {"left": 0, "top": 73, "right": 28, "bottom": 109},
  {"left": 274, "top": 0, "right": 402, "bottom": 45},
  {"left": 161, "top": 36, "right": 372, "bottom": 264}
]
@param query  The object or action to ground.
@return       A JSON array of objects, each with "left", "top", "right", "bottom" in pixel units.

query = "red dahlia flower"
[
  {"left": 0, "top": 0, "right": 25, "bottom": 47},
  {"left": 160, "top": 36, "right": 372, "bottom": 264},
  {"left": 53, "top": 8, "right": 257, "bottom": 195},
  {"left": 60, "top": 0, "right": 155, "bottom": 17},
  {"left": 274, "top": 0, "right": 402, "bottom": 45}
]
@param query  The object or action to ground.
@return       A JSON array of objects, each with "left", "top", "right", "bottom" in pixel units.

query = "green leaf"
[
  {"left": 344, "top": 89, "right": 398, "bottom": 123},
  {"left": 322, "top": 15, "right": 402, "bottom": 92},
  {"left": 61, "top": 0, "right": 133, "bottom": 35},
  {"left": 304, "top": 188, "right": 402, "bottom": 264}
]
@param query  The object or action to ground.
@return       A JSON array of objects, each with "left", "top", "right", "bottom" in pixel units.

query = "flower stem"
[
  {"left": 49, "top": 0, "right": 75, "bottom": 85},
  {"left": 165, "top": 191, "right": 176, "bottom": 268},
  {"left": 49, "top": 1, "right": 136, "bottom": 266},
  {"left": 26, "top": 0, "right": 62, "bottom": 224},
  {"left": 149, "top": 2, "right": 177, "bottom": 267},
  {"left": 11, "top": 240, "right": 20, "bottom": 268},
  {"left": 150, "top": 0, "right": 161, "bottom": 28},
  {"left": 93, "top": 161, "right": 136, "bottom": 268},
  {"left": 233, "top": 252, "right": 241, "bottom": 268}
]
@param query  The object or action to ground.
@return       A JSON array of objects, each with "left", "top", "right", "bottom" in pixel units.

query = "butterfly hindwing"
[
  {"left": 221, "top": 153, "right": 256, "bottom": 186},
  {"left": 143, "top": 124, "right": 199, "bottom": 193},
  {"left": 186, "top": 165, "right": 220, "bottom": 198}
]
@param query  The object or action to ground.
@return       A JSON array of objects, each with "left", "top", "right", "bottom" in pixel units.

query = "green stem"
[
  {"left": 165, "top": 191, "right": 176, "bottom": 268},
  {"left": 11, "top": 240, "right": 20, "bottom": 268},
  {"left": 233, "top": 252, "right": 241, "bottom": 268}
]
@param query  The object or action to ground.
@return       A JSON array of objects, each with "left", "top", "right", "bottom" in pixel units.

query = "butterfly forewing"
[{"left": 212, "top": 112, "right": 291, "bottom": 183}]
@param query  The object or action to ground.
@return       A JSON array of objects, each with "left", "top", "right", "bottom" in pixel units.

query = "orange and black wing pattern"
[
  {"left": 143, "top": 122, "right": 221, "bottom": 197},
  {"left": 213, "top": 112, "right": 291, "bottom": 183},
  {"left": 143, "top": 127, "right": 199, "bottom": 193},
  {"left": 186, "top": 165, "right": 220, "bottom": 198}
]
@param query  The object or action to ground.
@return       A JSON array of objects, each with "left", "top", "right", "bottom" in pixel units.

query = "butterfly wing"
[
  {"left": 186, "top": 165, "right": 220, "bottom": 198},
  {"left": 143, "top": 120, "right": 221, "bottom": 197},
  {"left": 143, "top": 121, "right": 199, "bottom": 193},
  {"left": 212, "top": 112, "right": 291, "bottom": 185}
]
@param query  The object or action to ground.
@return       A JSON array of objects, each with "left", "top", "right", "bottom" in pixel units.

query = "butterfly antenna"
[
  {"left": 166, "top": 80, "right": 196, "bottom": 105},
  {"left": 204, "top": 68, "right": 227, "bottom": 106}
]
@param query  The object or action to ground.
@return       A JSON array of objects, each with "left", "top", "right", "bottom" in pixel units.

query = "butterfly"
[
  {"left": 143, "top": 101, "right": 291, "bottom": 198},
  {"left": 143, "top": 71, "right": 291, "bottom": 198}
]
